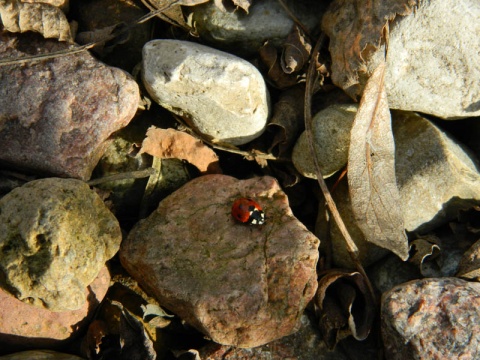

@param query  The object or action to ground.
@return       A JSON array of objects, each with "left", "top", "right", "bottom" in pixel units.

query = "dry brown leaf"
[
  {"left": 143, "top": 0, "right": 193, "bottom": 31},
  {"left": 315, "top": 270, "right": 375, "bottom": 349},
  {"left": 140, "top": 127, "right": 222, "bottom": 174},
  {"left": 0, "top": 0, "right": 72, "bottom": 42},
  {"left": 321, "top": 0, "right": 418, "bottom": 99},
  {"left": 232, "top": 0, "right": 252, "bottom": 13},
  {"left": 281, "top": 25, "right": 311, "bottom": 74},
  {"left": 409, "top": 236, "right": 441, "bottom": 276},
  {"left": 267, "top": 85, "right": 305, "bottom": 157},
  {"left": 259, "top": 42, "right": 301, "bottom": 89},
  {"left": 348, "top": 61, "right": 408, "bottom": 260}
]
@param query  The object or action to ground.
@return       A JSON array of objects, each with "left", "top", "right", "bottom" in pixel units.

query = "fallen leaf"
[
  {"left": 259, "top": 41, "right": 302, "bottom": 89},
  {"left": 267, "top": 85, "right": 305, "bottom": 158},
  {"left": 112, "top": 301, "right": 157, "bottom": 360},
  {"left": 348, "top": 61, "right": 409, "bottom": 260},
  {"left": 140, "top": 127, "right": 222, "bottom": 174},
  {"left": 0, "top": 0, "right": 73, "bottom": 42},
  {"left": 281, "top": 25, "right": 311, "bottom": 74},
  {"left": 143, "top": 0, "right": 192, "bottom": 31},
  {"left": 315, "top": 269, "right": 375, "bottom": 349},
  {"left": 321, "top": 0, "right": 418, "bottom": 99},
  {"left": 141, "top": 303, "right": 174, "bottom": 328},
  {"left": 232, "top": 0, "right": 252, "bottom": 13},
  {"left": 409, "top": 236, "right": 441, "bottom": 277},
  {"left": 82, "top": 320, "right": 110, "bottom": 359}
]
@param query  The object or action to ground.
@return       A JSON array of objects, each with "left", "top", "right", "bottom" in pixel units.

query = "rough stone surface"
[
  {"left": 0, "top": 267, "right": 110, "bottom": 353},
  {"left": 0, "top": 178, "right": 121, "bottom": 311},
  {"left": 314, "top": 111, "right": 480, "bottom": 268},
  {"left": 0, "top": 32, "right": 139, "bottom": 180},
  {"left": 366, "top": 0, "right": 480, "bottom": 119},
  {"left": 120, "top": 174, "right": 319, "bottom": 348},
  {"left": 0, "top": 351, "right": 84, "bottom": 360},
  {"left": 190, "top": 0, "right": 325, "bottom": 56},
  {"left": 199, "top": 313, "right": 348, "bottom": 360},
  {"left": 382, "top": 278, "right": 480, "bottom": 359},
  {"left": 293, "top": 104, "right": 357, "bottom": 179},
  {"left": 142, "top": 40, "right": 270, "bottom": 145}
]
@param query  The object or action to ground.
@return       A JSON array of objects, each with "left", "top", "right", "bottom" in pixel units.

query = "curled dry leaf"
[
  {"left": 348, "top": 61, "right": 409, "bottom": 260},
  {"left": 113, "top": 301, "right": 157, "bottom": 360},
  {"left": 267, "top": 85, "right": 305, "bottom": 157},
  {"left": 0, "top": 0, "right": 73, "bottom": 42},
  {"left": 259, "top": 41, "right": 302, "bottom": 89},
  {"left": 281, "top": 25, "right": 312, "bottom": 74},
  {"left": 321, "top": 0, "right": 418, "bottom": 99},
  {"left": 144, "top": 0, "right": 192, "bottom": 31},
  {"left": 409, "top": 236, "right": 441, "bottom": 277},
  {"left": 232, "top": 0, "right": 252, "bottom": 13},
  {"left": 457, "top": 239, "right": 480, "bottom": 281},
  {"left": 315, "top": 269, "right": 375, "bottom": 349},
  {"left": 82, "top": 320, "right": 110, "bottom": 359},
  {"left": 140, "top": 127, "right": 222, "bottom": 174}
]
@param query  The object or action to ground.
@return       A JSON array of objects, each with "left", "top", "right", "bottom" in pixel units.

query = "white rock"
[
  {"left": 312, "top": 111, "right": 480, "bottom": 268},
  {"left": 142, "top": 40, "right": 270, "bottom": 145},
  {"left": 190, "top": 0, "right": 324, "bottom": 55},
  {"left": 368, "top": 0, "right": 480, "bottom": 119}
]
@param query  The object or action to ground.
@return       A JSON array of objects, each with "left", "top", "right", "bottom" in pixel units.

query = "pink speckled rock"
[
  {"left": 0, "top": 32, "right": 139, "bottom": 180},
  {"left": 381, "top": 277, "right": 480, "bottom": 359},
  {"left": 0, "top": 267, "right": 110, "bottom": 352},
  {"left": 120, "top": 174, "right": 320, "bottom": 348}
]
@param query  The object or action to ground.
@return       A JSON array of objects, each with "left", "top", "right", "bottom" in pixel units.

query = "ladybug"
[{"left": 231, "top": 198, "right": 265, "bottom": 225}]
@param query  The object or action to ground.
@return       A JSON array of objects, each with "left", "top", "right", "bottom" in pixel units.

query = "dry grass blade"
[{"left": 348, "top": 61, "right": 409, "bottom": 260}]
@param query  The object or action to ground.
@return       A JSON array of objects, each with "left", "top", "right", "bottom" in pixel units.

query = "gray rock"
[
  {"left": 313, "top": 110, "right": 480, "bottom": 268},
  {"left": 120, "top": 174, "right": 319, "bottom": 348},
  {"left": 190, "top": 0, "right": 324, "bottom": 56},
  {"left": 292, "top": 104, "right": 357, "bottom": 178},
  {"left": 142, "top": 40, "right": 270, "bottom": 145},
  {"left": 366, "top": 0, "right": 480, "bottom": 119},
  {"left": 0, "top": 32, "right": 139, "bottom": 180},
  {"left": 0, "top": 178, "right": 121, "bottom": 311},
  {"left": 382, "top": 278, "right": 480, "bottom": 359}
]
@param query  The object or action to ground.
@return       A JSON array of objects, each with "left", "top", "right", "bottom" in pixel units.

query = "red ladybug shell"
[{"left": 231, "top": 198, "right": 265, "bottom": 225}]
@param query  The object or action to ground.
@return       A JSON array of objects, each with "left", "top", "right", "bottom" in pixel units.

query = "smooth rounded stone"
[
  {"left": 120, "top": 174, "right": 319, "bottom": 348},
  {"left": 292, "top": 104, "right": 357, "bottom": 179},
  {"left": 364, "top": 0, "right": 480, "bottom": 119},
  {"left": 315, "top": 111, "right": 480, "bottom": 268},
  {"left": 142, "top": 40, "right": 270, "bottom": 145},
  {"left": 0, "top": 351, "right": 84, "bottom": 360},
  {"left": 0, "top": 178, "right": 121, "bottom": 311},
  {"left": 0, "top": 267, "right": 110, "bottom": 353},
  {"left": 0, "top": 32, "right": 139, "bottom": 180},
  {"left": 199, "top": 313, "right": 348, "bottom": 360},
  {"left": 190, "top": 0, "right": 324, "bottom": 55},
  {"left": 381, "top": 278, "right": 480, "bottom": 359}
]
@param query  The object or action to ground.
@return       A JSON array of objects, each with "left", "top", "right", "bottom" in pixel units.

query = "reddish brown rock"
[
  {"left": 381, "top": 278, "right": 480, "bottom": 359},
  {"left": 0, "top": 32, "right": 139, "bottom": 180},
  {"left": 199, "top": 313, "right": 348, "bottom": 359},
  {"left": 0, "top": 267, "right": 110, "bottom": 353},
  {"left": 120, "top": 174, "right": 320, "bottom": 348}
]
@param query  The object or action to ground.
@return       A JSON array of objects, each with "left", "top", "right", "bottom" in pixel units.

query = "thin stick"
[
  {"left": 87, "top": 168, "right": 156, "bottom": 186},
  {"left": 304, "top": 35, "right": 376, "bottom": 298}
]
